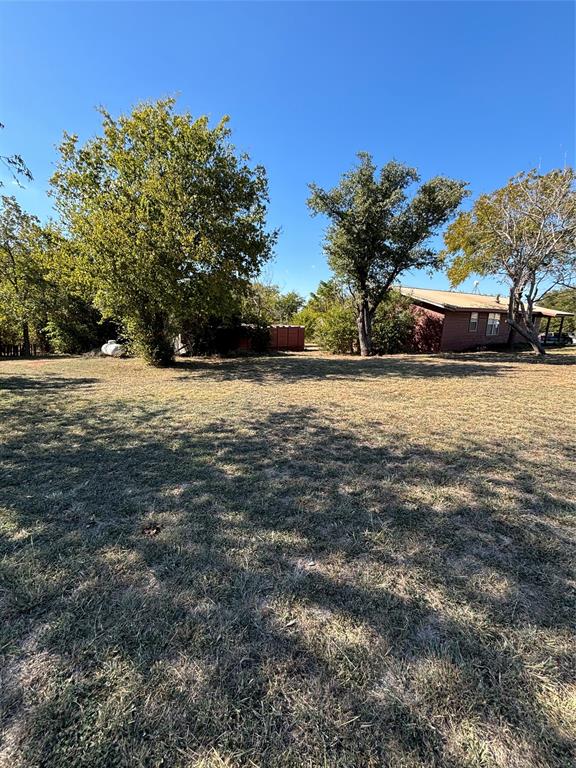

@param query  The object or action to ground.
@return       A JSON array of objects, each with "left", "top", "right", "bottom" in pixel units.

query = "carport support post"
[
  {"left": 544, "top": 316, "right": 551, "bottom": 344},
  {"left": 558, "top": 316, "right": 565, "bottom": 343}
]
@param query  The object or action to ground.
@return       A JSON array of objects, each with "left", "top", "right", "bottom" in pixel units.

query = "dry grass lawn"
[{"left": 0, "top": 351, "right": 575, "bottom": 767}]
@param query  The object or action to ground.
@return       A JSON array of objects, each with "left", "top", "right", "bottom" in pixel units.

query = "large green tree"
[
  {"left": 308, "top": 153, "right": 467, "bottom": 355},
  {"left": 0, "top": 196, "right": 48, "bottom": 354},
  {"left": 445, "top": 169, "right": 576, "bottom": 354},
  {"left": 50, "top": 99, "right": 276, "bottom": 365}
]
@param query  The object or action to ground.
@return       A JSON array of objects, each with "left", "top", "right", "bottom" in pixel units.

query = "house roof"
[{"left": 399, "top": 287, "right": 573, "bottom": 317}]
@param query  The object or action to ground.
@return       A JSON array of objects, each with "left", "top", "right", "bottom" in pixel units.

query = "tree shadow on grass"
[
  {"left": 0, "top": 401, "right": 574, "bottom": 767},
  {"left": 171, "top": 354, "right": 519, "bottom": 384},
  {"left": 439, "top": 351, "right": 576, "bottom": 366},
  {"left": 0, "top": 375, "right": 99, "bottom": 392},
  {"left": 0, "top": 355, "right": 75, "bottom": 364}
]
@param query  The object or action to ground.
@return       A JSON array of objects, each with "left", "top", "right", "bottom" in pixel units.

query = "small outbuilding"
[{"left": 236, "top": 325, "right": 305, "bottom": 352}]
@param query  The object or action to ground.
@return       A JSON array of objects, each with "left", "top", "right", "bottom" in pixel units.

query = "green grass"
[{"left": 1, "top": 351, "right": 575, "bottom": 767}]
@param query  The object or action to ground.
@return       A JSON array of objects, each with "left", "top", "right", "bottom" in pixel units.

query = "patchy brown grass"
[{"left": 0, "top": 351, "right": 575, "bottom": 768}]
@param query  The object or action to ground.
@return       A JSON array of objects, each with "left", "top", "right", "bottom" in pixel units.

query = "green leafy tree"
[
  {"left": 291, "top": 279, "right": 350, "bottom": 342},
  {"left": 276, "top": 290, "right": 305, "bottom": 322},
  {"left": 291, "top": 305, "right": 320, "bottom": 340},
  {"left": 371, "top": 291, "right": 415, "bottom": 354},
  {"left": 316, "top": 300, "right": 358, "bottom": 354},
  {"left": 307, "top": 280, "right": 414, "bottom": 355},
  {"left": 242, "top": 282, "right": 304, "bottom": 324},
  {"left": 308, "top": 153, "right": 467, "bottom": 355},
  {"left": 0, "top": 196, "right": 48, "bottom": 354},
  {"left": 242, "top": 282, "right": 282, "bottom": 324},
  {"left": 538, "top": 287, "right": 576, "bottom": 334},
  {"left": 43, "top": 293, "right": 117, "bottom": 354},
  {"left": 308, "top": 278, "right": 348, "bottom": 313},
  {"left": 0, "top": 198, "right": 114, "bottom": 355},
  {"left": 50, "top": 99, "right": 276, "bottom": 366},
  {"left": 445, "top": 169, "right": 576, "bottom": 354}
]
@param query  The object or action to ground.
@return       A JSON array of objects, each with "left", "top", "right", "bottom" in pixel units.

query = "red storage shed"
[{"left": 269, "top": 325, "right": 305, "bottom": 351}]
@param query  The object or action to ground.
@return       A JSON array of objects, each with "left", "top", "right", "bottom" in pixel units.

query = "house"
[{"left": 399, "top": 287, "right": 574, "bottom": 353}]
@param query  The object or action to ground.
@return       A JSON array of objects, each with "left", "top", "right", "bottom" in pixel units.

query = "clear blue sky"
[{"left": 1, "top": 1, "right": 574, "bottom": 296}]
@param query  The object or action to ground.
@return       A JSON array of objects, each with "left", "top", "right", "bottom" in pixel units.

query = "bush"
[
  {"left": 291, "top": 306, "right": 320, "bottom": 341},
  {"left": 242, "top": 323, "right": 271, "bottom": 353},
  {"left": 316, "top": 302, "right": 357, "bottom": 354},
  {"left": 371, "top": 293, "right": 415, "bottom": 354},
  {"left": 314, "top": 291, "right": 415, "bottom": 355}
]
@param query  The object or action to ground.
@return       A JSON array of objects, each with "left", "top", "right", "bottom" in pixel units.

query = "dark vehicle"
[{"left": 539, "top": 332, "right": 574, "bottom": 346}]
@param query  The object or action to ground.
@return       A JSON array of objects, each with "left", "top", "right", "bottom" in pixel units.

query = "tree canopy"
[
  {"left": 50, "top": 98, "right": 276, "bottom": 365},
  {"left": 538, "top": 287, "right": 576, "bottom": 334},
  {"left": 0, "top": 196, "right": 48, "bottom": 353},
  {"left": 445, "top": 168, "right": 576, "bottom": 353},
  {"left": 308, "top": 153, "right": 467, "bottom": 355},
  {"left": 242, "top": 283, "right": 304, "bottom": 324}
]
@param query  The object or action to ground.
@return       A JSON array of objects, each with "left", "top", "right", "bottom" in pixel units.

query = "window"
[
  {"left": 469, "top": 312, "right": 478, "bottom": 332},
  {"left": 487, "top": 313, "right": 501, "bottom": 336}
]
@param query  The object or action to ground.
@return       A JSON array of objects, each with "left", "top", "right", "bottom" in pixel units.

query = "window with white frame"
[
  {"left": 469, "top": 312, "right": 478, "bottom": 332},
  {"left": 486, "top": 313, "right": 501, "bottom": 336}
]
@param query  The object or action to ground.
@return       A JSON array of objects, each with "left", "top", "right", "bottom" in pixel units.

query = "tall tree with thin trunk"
[
  {"left": 308, "top": 153, "right": 467, "bottom": 355},
  {"left": 0, "top": 196, "right": 47, "bottom": 354},
  {"left": 445, "top": 169, "right": 576, "bottom": 355}
]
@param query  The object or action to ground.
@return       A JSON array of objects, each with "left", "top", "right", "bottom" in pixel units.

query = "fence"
[{"left": 0, "top": 343, "right": 39, "bottom": 358}]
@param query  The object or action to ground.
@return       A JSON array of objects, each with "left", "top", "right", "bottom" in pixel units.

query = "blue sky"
[{"left": 1, "top": 1, "right": 574, "bottom": 297}]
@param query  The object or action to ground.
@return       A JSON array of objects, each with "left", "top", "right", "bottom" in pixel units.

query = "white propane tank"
[{"left": 101, "top": 340, "right": 125, "bottom": 357}]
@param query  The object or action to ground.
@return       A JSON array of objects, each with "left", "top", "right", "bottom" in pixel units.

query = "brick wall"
[
  {"left": 440, "top": 310, "right": 510, "bottom": 351},
  {"left": 409, "top": 305, "right": 445, "bottom": 353}
]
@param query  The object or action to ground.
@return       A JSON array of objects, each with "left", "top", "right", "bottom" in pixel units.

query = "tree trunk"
[
  {"left": 505, "top": 313, "right": 515, "bottom": 351},
  {"left": 21, "top": 321, "right": 31, "bottom": 357},
  {"left": 356, "top": 300, "right": 373, "bottom": 356},
  {"left": 507, "top": 319, "right": 546, "bottom": 355},
  {"left": 507, "top": 288, "right": 545, "bottom": 355},
  {"left": 135, "top": 311, "right": 175, "bottom": 366}
]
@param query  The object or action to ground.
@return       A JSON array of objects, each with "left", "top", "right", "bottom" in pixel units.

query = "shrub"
[
  {"left": 315, "top": 291, "right": 415, "bottom": 355},
  {"left": 316, "top": 302, "right": 357, "bottom": 354},
  {"left": 243, "top": 323, "right": 271, "bottom": 353},
  {"left": 371, "top": 293, "right": 415, "bottom": 354},
  {"left": 291, "top": 306, "right": 320, "bottom": 341}
]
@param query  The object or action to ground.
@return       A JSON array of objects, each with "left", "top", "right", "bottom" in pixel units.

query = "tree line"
[{"left": 1, "top": 98, "right": 575, "bottom": 363}]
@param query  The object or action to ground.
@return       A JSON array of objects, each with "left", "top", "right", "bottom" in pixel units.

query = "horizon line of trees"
[{"left": 1, "top": 98, "right": 575, "bottom": 363}]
